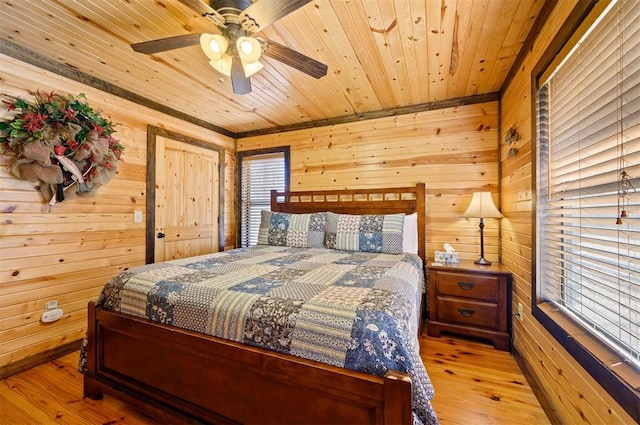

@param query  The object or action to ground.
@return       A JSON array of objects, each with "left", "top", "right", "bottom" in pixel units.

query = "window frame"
[
  {"left": 236, "top": 146, "right": 290, "bottom": 248},
  {"left": 531, "top": 1, "right": 639, "bottom": 421}
]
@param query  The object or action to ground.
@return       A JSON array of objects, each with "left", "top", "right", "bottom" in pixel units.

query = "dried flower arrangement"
[{"left": 0, "top": 90, "right": 124, "bottom": 206}]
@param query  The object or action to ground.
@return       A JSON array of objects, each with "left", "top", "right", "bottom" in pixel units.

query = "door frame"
[{"left": 146, "top": 125, "right": 225, "bottom": 264}]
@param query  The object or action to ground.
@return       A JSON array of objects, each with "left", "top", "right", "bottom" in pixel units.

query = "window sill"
[{"left": 533, "top": 302, "right": 639, "bottom": 422}]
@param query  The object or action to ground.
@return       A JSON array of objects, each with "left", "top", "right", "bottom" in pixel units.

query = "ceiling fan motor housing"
[
  {"left": 223, "top": 24, "right": 251, "bottom": 44},
  {"left": 210, "top": 0, "right": 253, "bottom": 25}
]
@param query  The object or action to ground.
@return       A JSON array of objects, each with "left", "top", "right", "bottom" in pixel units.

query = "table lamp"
[{"left": 463, "top": 191, "right": 503, "bottom": 265}]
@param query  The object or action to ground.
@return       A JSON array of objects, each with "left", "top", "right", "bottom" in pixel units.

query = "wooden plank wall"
[
  {"left": 0, "top": 54, "right": 235, "bottom": 374},
  {"left": 237, "top": 101, "right": 501, "bottom": 264},
  {"left": 500, "top": 2, "right": 635, "bottom": 424}
]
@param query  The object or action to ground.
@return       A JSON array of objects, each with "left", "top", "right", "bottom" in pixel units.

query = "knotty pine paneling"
[
  {"left": 0, "top": 54, "right": 235, "bottom": 373},
  {"left": 238, "top": 102, "right": 501, "bottom": 263},
  {"left": 499, "top": 1, "right": 635, "bottom": 424},
  {"left": 0, "top": 1, "right": 545, "bottom": 134}
]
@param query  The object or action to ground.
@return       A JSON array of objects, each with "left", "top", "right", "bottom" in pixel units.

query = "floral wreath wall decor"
[{"left": 0, "top": 91, "right": 124, "bottom": 208}]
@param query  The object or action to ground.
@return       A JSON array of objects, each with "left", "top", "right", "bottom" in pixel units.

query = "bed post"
[
  {"left": 383, "top": 370, "right": 413, "bottom": 424},
  {"left": 416, "top": 183, "right": 426, "bottom": 262},
  {"left": 83, "top": 301, "right": 103, "bottom": 399}
]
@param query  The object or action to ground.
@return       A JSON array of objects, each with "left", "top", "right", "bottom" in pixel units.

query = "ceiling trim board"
[{"left": 235, "top": 92, "right": 500, "bottom": 138}]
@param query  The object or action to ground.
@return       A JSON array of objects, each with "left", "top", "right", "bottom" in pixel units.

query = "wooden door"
[{"left": 154, "top": 135, "right": 220, "bottom": 262}]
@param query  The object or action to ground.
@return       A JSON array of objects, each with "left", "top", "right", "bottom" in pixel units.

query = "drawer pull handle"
[
  {"left": 458, "top": 308, "right": 475, "bottom": 317},
  {"left": 457, "top": 281, "right": 474, "bottom": 291}
]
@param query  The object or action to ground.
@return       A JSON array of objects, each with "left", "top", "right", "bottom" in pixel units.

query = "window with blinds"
[
  {"left": 238, "top": 149, "right": 289, "bottom": 247},
  {"left": 536, "top": 0, "right": 639, "bottom": 373}
]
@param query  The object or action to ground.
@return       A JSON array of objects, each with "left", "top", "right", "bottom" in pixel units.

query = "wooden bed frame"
[{"left": 84, "top": 183, "right": 426, "bottom": 424}]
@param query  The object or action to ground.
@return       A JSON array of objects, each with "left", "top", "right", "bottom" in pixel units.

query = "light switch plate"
[{"left": 134, "top": 210, "right": 143, "bottom": 223}]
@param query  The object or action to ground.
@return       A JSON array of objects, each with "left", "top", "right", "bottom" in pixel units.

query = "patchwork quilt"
[{"left": 79, "top": 245, "right": 438, "bottom": 425}]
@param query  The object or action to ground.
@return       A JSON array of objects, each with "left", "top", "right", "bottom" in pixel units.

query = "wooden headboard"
[{"left": 270, "top": 183, "right": 426, "bottom": 261}]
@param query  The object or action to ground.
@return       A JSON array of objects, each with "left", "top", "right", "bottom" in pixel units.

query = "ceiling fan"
[{"left": 131, "top": 0, "right": 328, "bottom": 95}]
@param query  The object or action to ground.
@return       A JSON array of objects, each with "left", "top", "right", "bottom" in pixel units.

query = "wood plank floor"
[
  {"left": 0, "top": 335, "right": 549, "bottom": 424},
  {"left": 422, "top": 336, "right": 550, "bottom": 425}
]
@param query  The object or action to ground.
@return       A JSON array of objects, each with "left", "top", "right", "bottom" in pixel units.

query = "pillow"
[
  {"left": 325, "top": 212, "right": 405, "bottom": 254},
  {"left": 258, "top": 211, "right": 326, "bottom": 248},
  {"left": 403, "top": 212, "right": 418, "bottom": 254}
]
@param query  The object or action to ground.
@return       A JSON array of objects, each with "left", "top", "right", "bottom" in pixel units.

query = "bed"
[{"left": 80, "top": 183, "right": 438, "bottom": 424}]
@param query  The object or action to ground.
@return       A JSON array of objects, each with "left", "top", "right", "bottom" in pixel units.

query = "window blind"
[
  {"left": 537, "top": 0, "right": 640, "bottom": 369},
  {"left": 240, "top": 152, "right": 286, "bottom": 247}
]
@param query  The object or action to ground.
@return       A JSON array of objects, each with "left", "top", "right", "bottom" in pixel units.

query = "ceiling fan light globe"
[
  {"left": 210, "top": 34, "right": 228, "bottom": 53},
  {"left": 242, "top": 60, "right": 264, "bottom": 77},
  {"left": 236, "top": 36, "right": 261, "bottom": 64},
  {"left": 208, "top": 54, "right": 232, "bottom": 77},
  {"left": 200, "top": 33, "right": 228, "bottom": 61},
  {"left": 239, "top": 39, "right": 253, "bottom": 55}
]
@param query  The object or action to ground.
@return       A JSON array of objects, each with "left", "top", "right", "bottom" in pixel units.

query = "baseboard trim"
[
  {"left": 0, "top": 339, "right": 82, "bottom": 380},
  {"left": 512, "top": 345, "right": 563, "bottom": 425}
]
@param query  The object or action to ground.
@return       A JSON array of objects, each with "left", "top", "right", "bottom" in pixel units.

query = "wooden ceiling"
[{"left": 0, "top": 0, "right": 546, "bottom": 135}]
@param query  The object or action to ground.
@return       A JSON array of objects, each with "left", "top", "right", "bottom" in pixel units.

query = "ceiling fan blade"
[
  {"left": 239, "top": 0, "right": 312, "bottom": 32},
  {"left": 262, "top": 40, "right": 328, "bottom": 79},
  {"left": 231, "top": 55, "right": 251, "bottom": 95},
  {"left": 131, "top": 33, "right": 201, "bottom": 54}
]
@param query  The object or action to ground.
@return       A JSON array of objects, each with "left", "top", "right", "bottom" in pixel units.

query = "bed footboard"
[{"left": 84, "top": 302, "right": 412, "bottom": 424}]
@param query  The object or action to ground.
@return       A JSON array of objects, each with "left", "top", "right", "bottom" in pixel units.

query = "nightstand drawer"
[
  {"left": 436, "top": 272, "right": 498, "bottom": 301},
  {"left": 436, "top": 298, "right": 498, "bottom": 328}
]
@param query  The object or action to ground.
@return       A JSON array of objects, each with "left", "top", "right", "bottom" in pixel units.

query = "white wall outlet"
[
  {"left": 134, "top": 210, "right": 143, "bottom": 223},
  {"left": 41, "top": 308, "right": 63, "bottom": 323},
  {"left": 517, "top": 302, "right": 524, "bottom": 321},
  {"left": 42, "top": 300, "right": 63, "bottom": 323}
]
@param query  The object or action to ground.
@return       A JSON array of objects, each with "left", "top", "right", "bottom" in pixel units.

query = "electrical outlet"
[
  {"left": 42, "top": 300, "right": 63, "bottom": 323},
  {"left": 41, "top": 308, "right": 64, "bottom": 323},
  {"left": 517, "top": 302, "right": 524, "bottom": 321}
]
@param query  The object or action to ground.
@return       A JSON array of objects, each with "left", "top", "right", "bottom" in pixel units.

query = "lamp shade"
[{"left": 463, "top": 192, "right": 503, "bottom": 219}]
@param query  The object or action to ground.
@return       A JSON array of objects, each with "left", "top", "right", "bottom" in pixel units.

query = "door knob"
[{"left": 157, "top": 232, "right": 165, "bottom": 239}]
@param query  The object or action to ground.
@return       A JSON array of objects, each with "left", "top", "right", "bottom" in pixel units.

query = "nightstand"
[{"left": 426, "top": 261, "right": 512, "bottom": 351}]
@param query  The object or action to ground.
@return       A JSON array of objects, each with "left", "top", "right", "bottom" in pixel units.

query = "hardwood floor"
[
  {"left": 0, "top": 335, "right": 549, "bottom": 424},
  {"left": 422, "top": 336, "right": 550, "bottom": 425}
]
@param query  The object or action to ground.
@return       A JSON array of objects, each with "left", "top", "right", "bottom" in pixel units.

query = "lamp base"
[{"left": 474, "top": 257, "right": 492, "bottom": 266}]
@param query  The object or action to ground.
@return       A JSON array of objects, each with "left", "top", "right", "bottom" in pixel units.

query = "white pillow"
[{"left": 402, "top": 213, "right": 418, "bottom": 254}]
